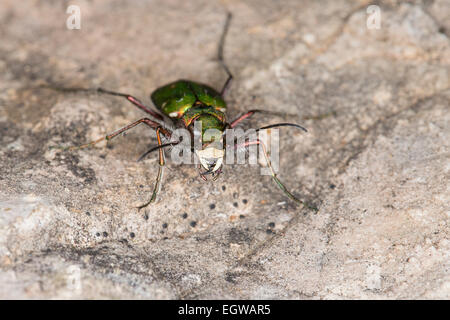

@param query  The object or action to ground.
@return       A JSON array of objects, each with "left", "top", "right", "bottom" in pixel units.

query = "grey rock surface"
[{"left": 0, "top": 0, "right": 448, "bottom": 299}]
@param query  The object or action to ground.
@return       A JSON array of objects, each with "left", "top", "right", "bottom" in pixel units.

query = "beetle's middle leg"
[{"left": 54, "top": 118, "right": 171, "bottom": 151}]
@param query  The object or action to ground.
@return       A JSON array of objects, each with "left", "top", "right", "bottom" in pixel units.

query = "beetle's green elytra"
[{"left": 151, "top": 80, "right": 227, "bottom": 119}]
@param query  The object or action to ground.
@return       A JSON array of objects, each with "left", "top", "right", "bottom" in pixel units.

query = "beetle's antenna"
[
  {"left": 218, "top": 12, "right": 233, "bottom": 97},
  {"left": 137, "top": 141, "right": 180, "bottom": 162},
  {"left": 256, "top": 123, "right": 308, "bottom": 133}
]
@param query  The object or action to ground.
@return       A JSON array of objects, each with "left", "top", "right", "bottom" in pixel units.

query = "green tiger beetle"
[{"left": 53, "top": 13, "right": 316, "bottom": 211}]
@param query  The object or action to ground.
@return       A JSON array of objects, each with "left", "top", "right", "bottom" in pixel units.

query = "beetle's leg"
[
  {"left": 97, "top": 88, "right": 164, "bottom": 121},
  {"left": 53, "top": 118, "right": 170, "bottom": 151},
  {"left": 218, "top": 12, "right": 233, "bottom": 97},
  {"left": 229, "top": 110, "right": 284, "bottom": 128},
  {"left": 43, "top": 86, "right": 164, "bottom": 121},
  {"left": 137, "top": 127, "right": 166, "bottom": 210},
  {"left": 229, "top": 109, "right": 309, "bottom": 129},
  {"left": 235, "top": 139, "right": 317, "bottom": 211},
  {"left": 229, "top": 109, "right": 338, "bottom": 128},
  {"left": 229, "top": 110, "right": 261, "bottom": 128}
]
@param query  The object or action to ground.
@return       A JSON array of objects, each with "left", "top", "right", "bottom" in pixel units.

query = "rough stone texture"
[{"left": 0, "top": 0, "right": 448, "bottom": 299}]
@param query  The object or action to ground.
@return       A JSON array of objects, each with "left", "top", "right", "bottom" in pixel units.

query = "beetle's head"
[
  {"left": 193, "top": 115, "right": 225, "bottom": 174},
  {"left": 195, "top": 145, "right": 224, "bottom": 173}
]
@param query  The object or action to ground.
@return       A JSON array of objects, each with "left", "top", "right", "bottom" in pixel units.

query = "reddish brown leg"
[
  {"left": 97, "top": 88, "right": 164, "bottom": 121},
  {"left": 58, "top": 118, "right": 170, "bottom": 151},
  {"left": 229, "top": 110, "right": 260, "bottom": 128},
  {"left": 229, "top": 110, "right": 308, "bottom": 131},
  {"left": 230, "top": 109, "right": 288, "bottom": 128}
]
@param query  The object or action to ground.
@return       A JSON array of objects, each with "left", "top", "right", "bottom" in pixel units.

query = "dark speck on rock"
[
  {"left": 330, "top": 184, "right": 336, "bottom": 189},
  {"left": 266, "top": 229, "right": 274, "bottom": 235},
  {"left": 162, "top": 223, "right": 168, "bottom": 229},
  {"left": 225, "top": 272, "right": 238, "bottom": 284},
  {"left": 182, "top": 213, "right": 188, "bottom": 219},
  {"left": 190, "top": 221, "right": 197, "bottom": 228},
  {"left": 233, "top": 202, "right": 238, "bottom": 208},
  {"left": 95, "top": 232, "right": 100, "bottom": 237},
  {"left": 222, "top": 185, "right": 226, "bottom": 191},
  {"left": 209, "top": 203, "right": 216, "bottom": 210},
  {"left": 85, "top": 212, "right": 90, "bottom": 216},
  {"left": 103, "top": 232, "right": 108, "bottom": 237},
  {"left": 242, "top": 199, "right": 248, "bottom": 204},
  {"left": 130, "top": 232, "right": 135, "bottom": 238},
  {"left": 239, "top": 214, "right": 245, "bottom": 219},
  {"left": 228, "top": 227, "right": 252, "bottom": 244},
  {"left": 268, "top": 222, "right": 275, "bottom": 228}
]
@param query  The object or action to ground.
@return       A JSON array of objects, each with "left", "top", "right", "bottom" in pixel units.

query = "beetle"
[{"left": 53, "top": 13, "right": 315, "bottom": 210}]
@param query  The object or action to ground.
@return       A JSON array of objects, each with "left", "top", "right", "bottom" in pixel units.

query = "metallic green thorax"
[{"left": 151, "top": 80, "right": 227, "bottom": 143}]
